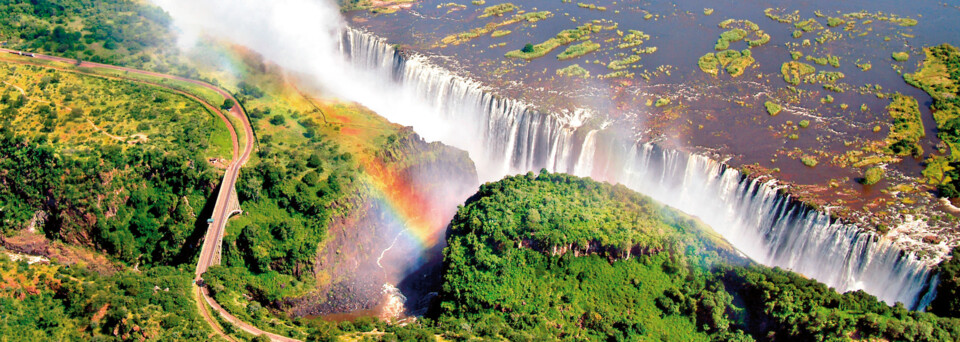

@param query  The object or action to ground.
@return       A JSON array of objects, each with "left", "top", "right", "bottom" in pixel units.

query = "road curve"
[{"left": 0, "top": 49, "right": 301, "bottom": 341}]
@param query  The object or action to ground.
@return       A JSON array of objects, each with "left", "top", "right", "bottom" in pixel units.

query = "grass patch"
[
  {"left": 557, "top": 40, "right": 601, "bottom": 60},
  {"left": 806, "top": 54, "right": 840, "bottom": 68},
  {"left": 715, "top": 28, "right": 747, "bottom": 50},
  {"left": 781, "top": 61, "right": 816, "bottom": 85},
  {"left": 892, "top": 52, "right": 910, "bottom": 62},
  {"left": 506, "top": 22, "right": 607, "bottom": 59},
  {"left": 765, "top": 101, "right": 782, "bottom": 116},
  {"left": 862, "top": 167, "right": 884, "bottom": 185},
  {"left": 479, "top": 3, "right": 517, "bottom": 18},
  {"left": 440, "top": 11, "right": 552, "bottom": 46},
  {"left": 556, "top": 64, "right": 591, "bottom": 79},
  {"left": 698, "top": 53, "right": 720, "bottom": 76},
  {"left": 617, "top": 30, "right": 650, "bottom": 49},
  {"left": 608, "top": 54, "right": 642, "bottom": 70},
  {"left": 884, "top": 94, "right": 925, "bottom": 157}
]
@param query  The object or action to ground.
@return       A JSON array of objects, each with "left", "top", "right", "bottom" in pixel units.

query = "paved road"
[{"left": 0, "top": 49, "right": 301, "bottom": 341}]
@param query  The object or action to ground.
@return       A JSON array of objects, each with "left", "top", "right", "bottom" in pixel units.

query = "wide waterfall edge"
[{"left": 337, "top": 25, "right": 941, "bottom": 310}]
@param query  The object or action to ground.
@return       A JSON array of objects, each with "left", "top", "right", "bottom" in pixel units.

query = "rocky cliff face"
[{"left": 285, "top": 127, "right": 478, "bottom": 320}]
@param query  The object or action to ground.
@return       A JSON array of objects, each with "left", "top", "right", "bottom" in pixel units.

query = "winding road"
[{"left": 0, "top": 49, "right": 300, "bottom": 341}]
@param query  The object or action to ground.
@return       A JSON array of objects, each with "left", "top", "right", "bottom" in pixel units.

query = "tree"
[
  {"left": 930, "top": 247, "right": 960, "bottom": 317},
  {"left": 521, "top": 43, "right": 535, "bottom": 53},
  {"left": 269, "top": 115, "right": 285, "bottom": 126},
  {"left": 221, "top": 99, "right": 235, "bottom": 110}
]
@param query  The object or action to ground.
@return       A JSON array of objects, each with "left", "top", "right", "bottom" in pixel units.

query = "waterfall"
[{"left": 337, "top": 28, "right": 937, "bottom": 309}]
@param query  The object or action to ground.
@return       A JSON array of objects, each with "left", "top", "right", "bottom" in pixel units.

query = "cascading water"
[{"left": 338, "top": 28, "right": 938, "bottom": 309}]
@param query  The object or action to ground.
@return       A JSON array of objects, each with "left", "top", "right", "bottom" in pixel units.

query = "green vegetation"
[
  {"left": 576, "top": 3, "right": 607, "bottom": 11},
  {"left": 699, "top": 50, "right": 754, "bottom": 77},
  {"left": 704, "top": 8, "right": 714, "bottom": 16},
  {"left": 655, "top": 97, "right": 670, "bottom": 107},
  {"left": 439, "top": 10, "right": 552, "bottom": 46},
  {"left": 716, "top": 19, "right": 769, "bottom": 49},
  {"left": 435, "top": 172, "right": 960, "bottom": 341},
  {"left": 715, "top": 28, "right": 747, "bottom": 50},
  {"left": 698, "top": 53, "right": 720, "bottom": 76},
  {"left": 884, "top": 94, "right": 925, "bottom": 157},
  {"left": 794, "top": 18, "right": 822, "bottom": 33},
  {"left": 806, "top": 54, "right": 841, "bottom": 68},
  {"left": 764, "top": 8, "right": 799, "bottom": 24},
  {"left": 557, "top": 40, "right": 600, "bottom": 60},
  {"left": 893, "top": 52, "right": 910, "bottom": 62},
  {"left": 437, "top": 172, "right": 738, "bottom": 340},
  {"left": 931, "top": 248, "right": 960, "bottom": 317},
  {"left": 0, "top": 258, "right": 211, "bottom": 340},
  {"left": 724, "top": 50, "right": 754, "bottom": 77},
  {"left": 490, "top": 29, "right": 511, "bottom": 38},
  {"left": 799, "top": 120, "right": 810, "bottom": 128},
  {"left": 0, "top": 63, "right": 229, "bottom": 265},
  {"left": 781, "top": 61, "right": 816, "bottom": 85},
  {"left": 0, "top": 0, "right": 192, "bottom": 74},
  {"left": 506, "top": 22, "right": 607, "bottom": 59},
  {"left": 904, "top": 44, "right": 960, "bottom": 197},
  {"left": 556, "top": 64, "right": 590, "bottom": 79},
  {"left": 802, "top": 156, "right": 819, "bottom": 167},
  {"left": 894, "top": 17, "right": 919, "bottom": 27},
  {"left": 863, "top": 166, "right": 884, "bottom": 185},
  {"left": 608, "top": 54, "right": 641, "bottom": 70},
  {"left": 765, "top": 101, "right": 782, "bottom": 116},
  {"left": 479, "top": 3, "right": 517, "bottom": 18},
  {"left": 617, "top": 30, "right": 650, "bottom": 49},
  {"left": 341, "top": 0, "right": 416, "bottom": 13}
]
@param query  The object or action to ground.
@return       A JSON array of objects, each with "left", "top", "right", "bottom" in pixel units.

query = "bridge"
[
  {"left": 0, "top": 48, "right": 301, "bottom": 341},
  {"left": 196, "top": 172, "right": 243, "bottom": 273}
]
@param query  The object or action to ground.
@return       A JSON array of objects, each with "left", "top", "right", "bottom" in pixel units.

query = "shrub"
[
  {"left": 862, "top": 167, "right": 884, "bottom": 185},
  {"left": 765, "top": 101, "right": 782, "bottom": 116}
]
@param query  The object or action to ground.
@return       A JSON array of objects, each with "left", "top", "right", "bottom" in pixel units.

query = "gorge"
[
  {"left": 156, "top": 0, "right": 948, "bottom": 316},
  {"left": 337, "top": 27, "right": 937, "bottom": 309}
]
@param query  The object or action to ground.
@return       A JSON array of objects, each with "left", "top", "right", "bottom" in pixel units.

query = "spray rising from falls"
[
  {"left": 337, "top": 29, "right": 937, "bottom": 309},
  {"left": 154, "top": 0, "right": 936, "bottom": 309}
]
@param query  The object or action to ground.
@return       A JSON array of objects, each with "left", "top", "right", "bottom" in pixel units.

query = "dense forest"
[
  {"left": 0, "top": 60, "right": 230, "bottom": 266},
  {"left": 0, "top": 130, "right": 220, "bottom": 265},
  {"left": 202, "top": 138, "right": 360, "bottom": 338},
  {"left": 0, "top": 0, "right": 195, "bottom": 74},
  {"left": 432, "top": 171, "right": 960, "bottom": 341},
  {"left": 0, "top": 257, "right": 211, "bottom": 340}
]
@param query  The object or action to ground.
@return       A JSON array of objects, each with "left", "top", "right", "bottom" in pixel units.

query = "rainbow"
[{"left": 360, "top": 158, "right": 451, "bottom": 254}]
